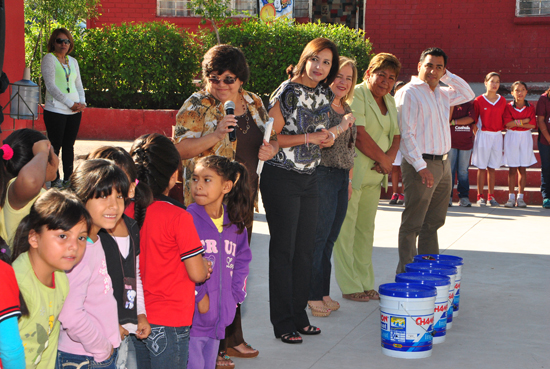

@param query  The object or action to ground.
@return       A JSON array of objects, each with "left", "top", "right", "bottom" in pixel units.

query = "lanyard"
[{"left": 56, "top": 56, "right": 71, "bottom": 93}]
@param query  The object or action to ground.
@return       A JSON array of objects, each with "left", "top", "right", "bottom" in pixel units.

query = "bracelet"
[
  {"left": 450, "top": 119, "right": 456, "bottom": 126},
  {"left": 335, "top": 125, "right": 340, "bottom": 136},
  {"left": 329, "top": 131, "right": 336, "bottom": 140},
  {"left": 349, "top": 179, "right": 352, "bottom": 183},
  {"left": 306, "top": 133, "right": 309, "bottom": 148}
]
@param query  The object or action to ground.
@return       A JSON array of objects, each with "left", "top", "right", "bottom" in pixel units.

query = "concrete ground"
[{"left": 73, "top": 140, "right": 550, "bottom": 369}]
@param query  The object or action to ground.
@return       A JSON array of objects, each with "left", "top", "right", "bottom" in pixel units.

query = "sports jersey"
[
  {"left": 503, "top": 102, "right": 536, "bottom": 132},
  {"left": 474, "top": 94, "right": 507, "bottom": 132}
]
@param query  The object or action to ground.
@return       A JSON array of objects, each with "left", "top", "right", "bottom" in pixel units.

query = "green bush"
[
  {"left": 203, "top": 19, "right": 374, "bottom": 101},
  {"left": 72, "top": 22, "right": 204, "bottom": 109}
]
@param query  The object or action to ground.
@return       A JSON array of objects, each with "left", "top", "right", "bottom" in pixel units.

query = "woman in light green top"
[
  {"left": 0, "top": 129, "right": 59, "bottom": 249},
  {"left": 333, "top": 53, "right": 402, "bottom": 302}
]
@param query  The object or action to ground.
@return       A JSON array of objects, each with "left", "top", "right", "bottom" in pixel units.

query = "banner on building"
[{"left": 258, "top": 0, "right": 293, "bottom": 22}]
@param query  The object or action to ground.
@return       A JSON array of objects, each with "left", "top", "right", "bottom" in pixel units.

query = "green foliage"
[
  {"left": 189, "top": 0, "right": 243, "bottom": 44},
  {"left": 71, "top": 22, "right": 204, "bottom": 109},
  {"left": 202, "top": 18, "right": 374, "bottom": 100}
]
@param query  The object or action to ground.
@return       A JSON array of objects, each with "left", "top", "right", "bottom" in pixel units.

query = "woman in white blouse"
[{"left": 41, "top": 28, "right": 86, "bottom": 188}]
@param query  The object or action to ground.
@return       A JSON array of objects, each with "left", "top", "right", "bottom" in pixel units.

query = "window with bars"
[
  {"left": 157, "top": 0, "right": 310, "bottom": 18},
  {"left": 516, "top": 0, "right": 550, "bottom": 16}
]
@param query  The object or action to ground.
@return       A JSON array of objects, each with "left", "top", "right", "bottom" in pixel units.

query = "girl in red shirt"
[
  {"left": 502, "top": 81, "right": 537, "bottom": 207},
  {"left": 472, "top": 72, "right": 507, "bottom": 206}
]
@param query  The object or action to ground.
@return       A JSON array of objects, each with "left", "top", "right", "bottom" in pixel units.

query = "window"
[
  {"left": 516, "top": 0, "right": 550, "bottom": 16},
  {"left": 157, "top": 0, "right": 310, "bottom": 18}
]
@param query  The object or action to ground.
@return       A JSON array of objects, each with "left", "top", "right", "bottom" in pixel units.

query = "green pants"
[{"left": 333, "top": 177, "right": 382, "bottom": 294}]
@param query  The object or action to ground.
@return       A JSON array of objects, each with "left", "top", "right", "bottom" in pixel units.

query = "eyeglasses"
[
  {"left": 208, "top": 76, "right": 237, "bottom": 85},
  {"left": 55, "top": 38, "right": 71, "bottom": 45}
]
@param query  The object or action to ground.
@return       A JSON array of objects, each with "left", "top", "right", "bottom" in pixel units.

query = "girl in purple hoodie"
[{"left": 187, "top": 156, "right": 253, "bottom": 369}]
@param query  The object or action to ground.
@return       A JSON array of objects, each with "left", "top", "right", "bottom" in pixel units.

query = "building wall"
[
  {"left": 364, "top": 0, "right": 550, "bottom": 83},
  {"left": 89, "top": 0, "right": 309, "bottom": 32}
]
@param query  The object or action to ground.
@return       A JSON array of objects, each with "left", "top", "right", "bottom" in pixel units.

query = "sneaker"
[
  {"left": 389, "top": 193, "right": 399, "bottom": 205},
  {"left": 448, "top": 198, "right": 453, "bottom": 207},
  {"left": 516, "top": 198, "right": 527, "bottom": 208},
  {"left": 397, "top": 193, "right": 405, "bottom": 205},
  {"left": 543, "top": 198, "right": 550, "bottom": 209},
  {"left": 488, "top": 196, "right": 500, "bottom": 207},
  {"left": 50, "top": 178, "right": 63, "bottom": 189},
  {"left": 477, "top": 197, "right": 486, "bottom": 207},
  {"left": 504, "top": 199, "right": 515, "bottom": 208},
  {"left": 459, "top": 197, "right": 472, "bottom": 207}
]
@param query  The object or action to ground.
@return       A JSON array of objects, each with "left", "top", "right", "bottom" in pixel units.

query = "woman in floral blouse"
[{"left": 174, "top": 44, "right": 277, "bottom": 366}]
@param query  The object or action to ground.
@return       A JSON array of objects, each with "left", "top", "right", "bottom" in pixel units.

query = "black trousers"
[
  {"left": 44, "top": 110, "right": 82, "bottom": 180},
  {"left": 260, "top": 164, "right": 319, "bottom": 337}
]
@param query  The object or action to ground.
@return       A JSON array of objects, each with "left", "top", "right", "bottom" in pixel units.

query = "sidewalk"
[{"left": 75, "top": 140, "right": 550, "bottom": 369}]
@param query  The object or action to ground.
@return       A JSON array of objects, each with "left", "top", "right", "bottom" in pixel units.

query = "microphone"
[{"left": 224, "top": 101, "right": 237, "bottom": 142}]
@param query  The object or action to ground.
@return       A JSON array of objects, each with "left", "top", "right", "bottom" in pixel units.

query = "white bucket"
[
  {"left": 379, "top": 283, "right": 436, "bottom": 359},
  {"left": 405, "top": 263, "right": 457, "bottom": 330},
  {"left": 395, "top": 273, "right": 451, "bottom": 344},
  {"left": 414, "top": 254, "right": 464, "bottom": 317}
]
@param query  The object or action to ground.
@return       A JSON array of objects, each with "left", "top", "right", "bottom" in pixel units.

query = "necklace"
[
  {"left": 237, "top": 96, "right": 250, "bottom": 134},
  {"left": 332, "top": 100, "right": 342, "bottom": 108},
  {"left": 54, "top": 53, "right": 71, "bottom": 93}
]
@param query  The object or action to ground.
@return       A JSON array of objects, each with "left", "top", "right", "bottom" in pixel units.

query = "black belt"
[{"left": 422, "top": 153, "right": 448, "bottom": 161}]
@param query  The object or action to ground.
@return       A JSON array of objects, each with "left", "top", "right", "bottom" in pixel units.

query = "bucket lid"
[
  {"left": 395, "top": 272, "right": 450, "bottom": 287},
  {"left": 414, "top": 254, "right": 464, "bottom": 266},
  {"left": 11, "top": 79, "right": 38, "bottom": 87},
  {"left": 405, "top": 262, "right": 457, "bottom": 275},
  {"left": 379, "top": 282, "right": 437, "bottom": 298}
]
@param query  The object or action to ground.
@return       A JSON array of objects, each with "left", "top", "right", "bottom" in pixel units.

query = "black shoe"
[
  {"left": 297, "top": 325, "right": 321, "bottom": 335},
  {"left": 279, "top": 331, "right": 302, "bottom": 344}
]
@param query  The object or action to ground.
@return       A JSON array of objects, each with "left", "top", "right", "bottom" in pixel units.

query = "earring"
[{"left": 239, "top": 85, "right": 243, "bottom": 93}]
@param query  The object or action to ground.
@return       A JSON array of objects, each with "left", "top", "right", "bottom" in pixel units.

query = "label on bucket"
[
  {"left": 453, "top": 281, "right": 461, "bottom": 311},
  {"left": 433, "top": 302, "right": 448, "bottom": 337},
  {"left": 447, "top": 291, "right": 454, "bottom": 323},
  {"left": 381, "top": 312, "right": 433, "bottom": 352}
]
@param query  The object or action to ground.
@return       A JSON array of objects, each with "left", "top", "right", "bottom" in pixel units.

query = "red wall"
[
  {"left": 364, "top": 0, "right": 550, "bottom": 83},
  {"left": 89, "top": 0, "right": 309, "bottom": 33},
  {"left": 1, "top": 0, "right": 31, "bottom": 141}
]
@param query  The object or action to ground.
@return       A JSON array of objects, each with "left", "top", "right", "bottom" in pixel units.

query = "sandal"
[
  {"left": 279, "top": 331, "right": 302, "bottom": 344},
  {"left": 342, "top": 292, "right": 370, "bottom": 302},
  {"left": 308, "top": 301, "right": 331, "bottom": 317},
  {"left": 226, "top": 342, "right": 259, "bottom": 358},
  {"left": 215, "top": 352, "right": 235, "bottom": 369},
  {"left": 297, "top": 325, "right": 321, "bottom": 335},
  {"left": 323, "top": 298, "right": 340, "bottom": 311},
  {"left": 364, "top": 289, "right": 380, "bottom": 300}
]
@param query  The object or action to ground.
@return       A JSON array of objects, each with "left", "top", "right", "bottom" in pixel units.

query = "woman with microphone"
[{"left": 174, "top": 44, "right": 277, "bottom": 367}]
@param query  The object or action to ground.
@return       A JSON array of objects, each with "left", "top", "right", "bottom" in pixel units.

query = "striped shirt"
[{"left": 396, "top": 70, "right": 475, "bottom": 171}]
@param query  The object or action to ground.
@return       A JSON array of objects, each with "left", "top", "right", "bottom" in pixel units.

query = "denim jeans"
[
  {"left": 145, "top": 324, "right": 190, "bottom": 369},
  {"left": 128, "top": 334, "right": 151, "bottom": 369},
  {"left": 448, "top": 148, "right": 472, "bottom": 199},
  {"left": 539, "top": 141, "right": 550, "bottom": 199},
  {"left": 309, "top": 166, "right": 349, "bottom": 300},
  {"left": 55, "top": 348, "right": 118, "bottom": 369}
]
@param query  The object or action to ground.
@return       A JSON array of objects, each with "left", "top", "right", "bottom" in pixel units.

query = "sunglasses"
[
  {"left": 55, "top": 38, "right": 71, "bottom": 45},
  {"left": 208, "top": 76, "right": 237, "bottom": 85}
]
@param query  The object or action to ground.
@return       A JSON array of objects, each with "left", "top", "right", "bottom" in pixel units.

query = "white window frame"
[
  {"left": 516, "top": 0, "right": 550, "bottom": 16},
  {"left": 157, "top": 0, "right": 310, "bottom": 18}
]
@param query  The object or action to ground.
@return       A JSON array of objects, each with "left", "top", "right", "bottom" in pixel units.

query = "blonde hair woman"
[{"left": 307, "top": 56, "right": 357, "bottom": 317}]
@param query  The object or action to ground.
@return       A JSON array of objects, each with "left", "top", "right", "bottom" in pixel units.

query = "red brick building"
[{"left": 90, "top": 0, "right": 550, "bottom": 85}]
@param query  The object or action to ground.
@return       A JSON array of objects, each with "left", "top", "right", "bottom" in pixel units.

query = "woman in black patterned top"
[{"left": 260, "top": 38, "right": 354, "bottom": 344}]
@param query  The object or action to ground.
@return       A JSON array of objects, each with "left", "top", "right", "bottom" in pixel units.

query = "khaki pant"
[{"left": 396, "top": 158, "right": 452, "bottom": 273}]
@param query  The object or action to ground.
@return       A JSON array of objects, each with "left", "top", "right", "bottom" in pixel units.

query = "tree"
[{"left": 188, "top": 0, "right": 237, "bottom": 44}]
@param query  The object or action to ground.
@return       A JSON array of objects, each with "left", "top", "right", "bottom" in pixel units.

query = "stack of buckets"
[{"left": 378, "top": 254, "right": 464, "bottom": 358}]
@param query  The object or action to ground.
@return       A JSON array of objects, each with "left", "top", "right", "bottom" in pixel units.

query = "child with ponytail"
[
  {"left": 130, "top": 133, "right": 210, "bottom": 369},
  {"left": 87, "top": 147, "right": 151, "bottom": 369},
  {"left": 11, "top": 189, "right": 91, "bottom": 369},
  {"left": 0, "top": 129, "right": 59, "bottom": 248},
  {"left": 187, "top": 155, "right": 253, "bottom": 369}
]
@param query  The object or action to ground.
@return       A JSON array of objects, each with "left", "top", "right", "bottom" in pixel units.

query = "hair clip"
[
  {"left": 135, "top": 179, "right": 139, "bottom": 185},
  {"left": 0, "top": 248, "right": 6, "bottom": 254},
  {"left": 1, "top": 144, "right": 13, "bottom": 161}
]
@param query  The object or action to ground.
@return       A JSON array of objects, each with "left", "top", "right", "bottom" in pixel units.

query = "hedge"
[
  {"left": 206, "top": 19, "right": 374, "bottom": 101},
  {"left": 72, "top": 22, "right": 204, "bottom": 109},
  {"left": 27, "top": 20, "right": 373, "bottom": 109}
]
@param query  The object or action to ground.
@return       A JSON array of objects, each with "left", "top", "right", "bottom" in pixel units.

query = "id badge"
[{"left": 123, "top": 277, "right": 137, "bottom": 310}]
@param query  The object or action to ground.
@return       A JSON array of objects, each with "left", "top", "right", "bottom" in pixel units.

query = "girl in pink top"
[{"left": 57, "top": 159, "right": 130, "bottom": 369}]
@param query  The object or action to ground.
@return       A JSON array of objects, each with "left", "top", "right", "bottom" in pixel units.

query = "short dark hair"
[
  {"left": 47, "top": 28, "right": 74, "bottom": 54},
  {"left": 69, "top": 159, "right": 130, "bottom": 203},
  {"left": 202, "top": 45, "right": 250, "bottom": 84},
  {"left": 419, "top": 47, "right": 447, "bottom": 67}
]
